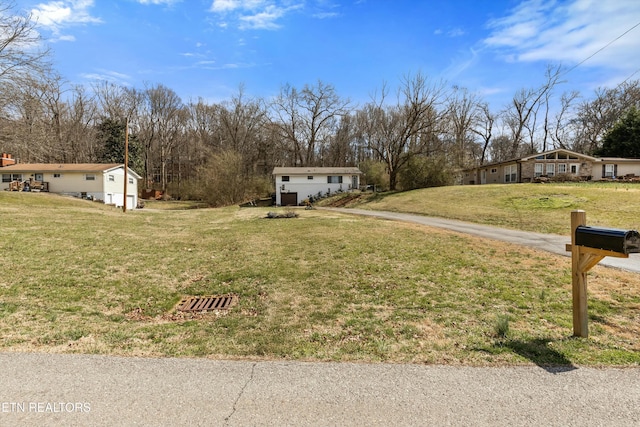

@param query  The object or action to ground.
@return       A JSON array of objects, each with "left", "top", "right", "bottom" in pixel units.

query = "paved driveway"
[{"left": 320, "top": 208, "right": 640, "bottom": 273}]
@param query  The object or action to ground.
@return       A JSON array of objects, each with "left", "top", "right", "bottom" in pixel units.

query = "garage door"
[{"left": 281, "top": 192, "right": 297, "bottom": 206}]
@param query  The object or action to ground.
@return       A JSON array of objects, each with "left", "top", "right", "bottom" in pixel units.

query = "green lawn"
[
  {"left": 0, "top": 190, "right": 638, "bottom": 366},
  {"left": 328, "top": 182, "right": 640, "bottom": 234}
]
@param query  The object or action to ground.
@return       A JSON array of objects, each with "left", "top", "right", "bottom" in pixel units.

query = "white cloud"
[
  {"left": 209, "top": 0, "right": 302, "bottom": 30},
  {"left": 313, "top": 12, "right": 338, "bottom": 19},
  {"left": 443, "top": 48, "right": 479, "bottom": 80},
  {"left": 239, "top": 5, "right": 285, "bottom": 30},
  {"left": 80, "top": 69, "right": 131, "bottom": 85},
  {"left": 210, "top": 0, "right": 266, "bottom": 13},
  {"left": 434, "top": 27, "right": 466, "bottom": 38},
  {"left": 137, "top": 0, "right": 182, "bottom": 5},
  {"left": 211, "top": 0, "right": 241, "bottom": 12},
  {"left": 484, "top": 0, "right": 640, "bottom": 71},
  {"left": 31, "top": 0, "right": 101, "bottom": 40},
  {"left": 57, "top": 34, "right": 76, "bottom": 42}
]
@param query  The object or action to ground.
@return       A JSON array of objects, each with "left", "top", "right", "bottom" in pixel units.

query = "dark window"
[
  {"left": 282, "top": 176, "right": 290, "bottom": 182},
  {"left": 327, "top": 176, "right": 342, "bottom": 184},
  {"left": 307, "top": 176, "right": 313, "bottom": 180},
  {"left": 2, "top": 173, "right": 22, "bottom": 182}
]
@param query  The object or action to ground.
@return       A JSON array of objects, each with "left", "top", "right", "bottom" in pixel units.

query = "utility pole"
[{"left": 123, "top": 118, "right": 129, "bottom": 213}]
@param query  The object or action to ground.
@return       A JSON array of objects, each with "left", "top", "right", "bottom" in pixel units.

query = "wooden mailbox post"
[{"left": 566, "top": 210, "right": 640, "bottom": 337}]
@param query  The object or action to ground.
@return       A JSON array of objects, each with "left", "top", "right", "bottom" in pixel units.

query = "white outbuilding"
[{"left": 273, "top": 166, "right": 362, "bottom": 206}]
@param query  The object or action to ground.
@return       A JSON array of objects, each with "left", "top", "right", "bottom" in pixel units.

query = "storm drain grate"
[{"left": 177, "top": 294, "right": 237, "bottom": 312}]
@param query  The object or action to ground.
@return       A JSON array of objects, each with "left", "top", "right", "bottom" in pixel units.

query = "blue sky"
[{"left": 15, "top": 0, "right": 640, "bottom": 109}]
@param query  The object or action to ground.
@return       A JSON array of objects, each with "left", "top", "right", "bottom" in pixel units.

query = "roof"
[
  {"left": 519, "top": 149, "right": 598, "bottom": 162},
  {"left": 273, "top": 167, "right": 362, "bottom": 175},
  {"left": 0, "top": 163, "right": 142, "bottom": 179},
  {"left": 598, "top": 157, "right": 640, "bottom": 163},
  {"left": 465, "top": 149, "right": 602, "bottom": 171}
]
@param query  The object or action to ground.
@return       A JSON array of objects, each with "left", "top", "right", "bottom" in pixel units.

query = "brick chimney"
[{"left": 1, "top": 153, "right": 16, "bottom": 167}]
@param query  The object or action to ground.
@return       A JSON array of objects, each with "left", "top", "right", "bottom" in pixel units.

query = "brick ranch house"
[
  {"left": 1, "top": 153, "right": 141, "bottom": 209},
  {"left": 461, "top": 149, "right": 640, "bottom": 185},
  {"left": 273, "top": 167, "right": 362, "bottom": 206}
]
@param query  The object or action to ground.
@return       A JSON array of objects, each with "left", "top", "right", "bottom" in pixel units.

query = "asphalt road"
[
  {"left": 2, "top": 208, "right": 639, "bottom": 426},
  {"left": 1, "top": 353, "right": 639, "bottom": 426}
]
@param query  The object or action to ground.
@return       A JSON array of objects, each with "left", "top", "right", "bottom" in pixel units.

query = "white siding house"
[
  {"left": 273, "top": 167, "right": 362, "bottom": 206},
  {"left": 0, "top": 157, "right": 141, "bottom": 209}
]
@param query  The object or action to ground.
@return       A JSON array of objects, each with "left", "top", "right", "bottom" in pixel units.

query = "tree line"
[{"left": 1, "top": 4, "right": 639, "bottom": 206}]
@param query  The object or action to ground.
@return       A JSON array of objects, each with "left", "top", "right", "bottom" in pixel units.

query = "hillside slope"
[{"left": 319, "top": 183, "right": 640, "bottom": 234}]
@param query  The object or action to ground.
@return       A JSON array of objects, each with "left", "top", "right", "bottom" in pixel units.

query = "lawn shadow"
[{"left": 504, "top": 338, "right": 577, "bottom": 373}]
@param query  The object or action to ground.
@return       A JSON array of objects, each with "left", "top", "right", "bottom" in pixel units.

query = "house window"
[
  {"left": 85, "top": 174, "right": 96, "bottom": 181},
  {"left": 570, "top": 164, "right": 579, "bottom": 174},
  {"left": 2, "top": 173, "right": 22, "bottom": 182},
  {"left": 604, "top": 164, "right": 616, "bottom": 178},
  {"left": 327, "top": 176, "right": 343, "bottom": 184},
  {"left": 534, "top": 163, "right": 544, "bottom": 177},
  {"left": 546, "top": 163, "right": 555, "bottom": 177},
  {"left": 490, "top": 168, "right": 497, "bottom": 174},
  {"left": 558, "top": 164, "right": 567, "bottom": 174},
  {"left": 108, "top": 174, "right": 115, "bottom": 182},
  {"left": 504, "top": 165, "right": 517, "bottom": 183},
  {"left": 53, "top": 173, "right": 62, "bottom": 178},
  {"left": 282, "top": 176, "right": 290, "bottom": 182},
  {"left": 128, "top": 178, "right": 134, "bottom": 184},
  {"left": 307, "top": 176, "right": 313, "bottom": 180}
]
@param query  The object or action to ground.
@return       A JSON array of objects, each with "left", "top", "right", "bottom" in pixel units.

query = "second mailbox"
[{"left": 575, "top": 226, "right": 640, "bottom": 255}]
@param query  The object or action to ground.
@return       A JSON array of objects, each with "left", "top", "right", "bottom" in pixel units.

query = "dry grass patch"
[{"left": 0, "top": 193, "right": 639, "bottom": 365}]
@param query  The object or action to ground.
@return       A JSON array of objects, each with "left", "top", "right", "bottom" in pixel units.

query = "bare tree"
[
  {"left": 572, "top": 80, "right": 640, "bottom": 154},
  {"left": 549, "top": 90, "right": 580, "bottom": 150},
  {"left": 93, "top": 81, "right": 141, "bottom": 122},
  {"left": 324, "top": 113, "right": 357, "bottom": 167},
  {"left": 187, "top": 97, "right": 222, "bottom": 152},
  {"left": 137, "top": 83, "right": 184, "bottom": 191},
  {"left": 503, "top": 65, "right": 563, "bottom": 157},
  {"left": 218, "top": 85, "right": 267, "bottom": 172},
  {"left": 357, "top": 73, "right": 447, "bottom": 190},
  {"left": 270, "top": 80, "right": 350, "bottom": 166},
  {"left": 445, "top": 86, "right": 482, "bottom": 168},
  {"left": 470, "top": 102, "right": 494, "bottom": 165},
  {"left": 0, "top": 2, "right": 49, "bottom": 85}
]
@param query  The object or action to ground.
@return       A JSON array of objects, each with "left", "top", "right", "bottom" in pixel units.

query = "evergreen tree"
[
  {"left": 96, "top": 118, "right": 143, "bottom": 172},
  {"left": 595, "top": 107, "right": 640, "bottom": 158}
]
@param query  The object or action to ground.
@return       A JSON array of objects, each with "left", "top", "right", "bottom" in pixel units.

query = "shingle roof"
[
  {"left": 273, "top": 167, "right": 362, "bottom": 175},
  {"left": 0, "top": 163, "right": 120, "bottom": 172},
  {"left": 0, "top": 163, "right": 142, "bottom": 178}
]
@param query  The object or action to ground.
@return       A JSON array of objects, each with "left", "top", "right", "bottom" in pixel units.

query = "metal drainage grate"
[{"left": 177, "top": 294, "right": 237, "bottom": 312}]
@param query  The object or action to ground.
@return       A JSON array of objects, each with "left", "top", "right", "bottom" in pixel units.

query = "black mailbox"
[{"left": 575, "top": 226, "right": 640, "bottom": 254}]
